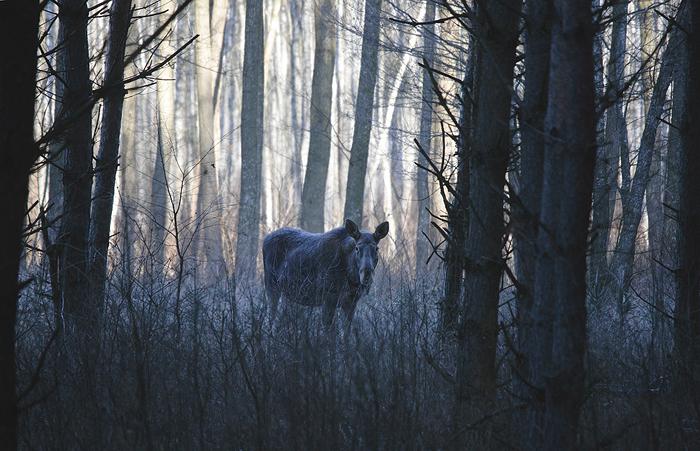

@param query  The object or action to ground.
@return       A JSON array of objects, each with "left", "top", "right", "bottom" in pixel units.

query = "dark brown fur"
[{"left": 262, "top": 219, "right": 389, "bottom": 328}]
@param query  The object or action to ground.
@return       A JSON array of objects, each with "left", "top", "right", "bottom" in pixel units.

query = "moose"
[{"left": 262, "top": 219, "right": 389, "bottom": 329}]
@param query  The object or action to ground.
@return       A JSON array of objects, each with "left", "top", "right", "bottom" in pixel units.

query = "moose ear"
[
  {"left": 345, "top": 219, "right": 361, "bottom": 240},
  {"left": 373, "top": 221, "right": 389, "bottom": 242}
]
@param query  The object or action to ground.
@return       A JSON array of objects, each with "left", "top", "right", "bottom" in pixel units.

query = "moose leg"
[
  {"left": 266, "top": 289, "right": 280, "bottom": 326},
  {"left": 264, "top": 274, "right": 281, "bottom": 327},
  {"left": 322, "top": 298, "right": 338, "bottom": 331},
  {"left": 340, "top": 294, "right": 359, "bottom": 336}
]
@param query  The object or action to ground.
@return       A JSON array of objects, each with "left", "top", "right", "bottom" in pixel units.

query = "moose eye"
[{"left": 355, "top": 246, "right": 360, "bottom": 253}]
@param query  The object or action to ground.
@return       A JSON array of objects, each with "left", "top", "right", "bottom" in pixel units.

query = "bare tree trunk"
[
  {"left": 343, "top": 0, "right": 382, "bottom": 225},
  {"left": 300, "top": 0, "right": 336, "bottom": 232},
  {"left": 415, "top": 0, "right": 436, "bottom": 278},
  {"left": 289, "top": 0, "right": 304, "bottom": 221},
  {"left": 235, "top": 0, "right": 265, "bottom": 281},
  {"left": 513, "top": 0, "right": 551, "bottom": 426},
  {"left": 590, "top": 0, "right": 628, "bottom": 293},
  {"left": 48, "top": 1, "right": 66, "bottom": 243},
  {"left": 455, "top": 0, "right": 521, "bottom": 444},
  {"left": 47, "top": 2, "right": 66, "bottom": 315},
  {"left": 0, "top": 2, "right": 39, "bottom": 445},
  {"left": 151, "top": 1, "right": 177, "bottom": 268},
  {"left": 675, "top": 0, "right": 700, "bottom": 385},
  {"left": 638, "top": 0, "right": 666, "bottom": 369},
  {"left": 58, "top": 0, "right": 94, "bottom": 324},
  {"left": 441, "top": 45, "right": 474, "bottom": 333},
  {"left": 666, "top": 51, "right": 686, "bottom": 363},
  {"left": 608, "top": 20, "right": 681, "bottom": 327},
  {"left": 90, "top": 0, "right": 133, "bottom": 312},
  {"left": 194, "top": 0, "right": 225, "bottom": 271},
  {"left": 527, "top": 0, "right": 596, "bottom": 447}
]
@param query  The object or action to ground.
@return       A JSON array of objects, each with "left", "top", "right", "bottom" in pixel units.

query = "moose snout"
[{"left": 360, "top": 267, "right": 373, "bottom": 286}]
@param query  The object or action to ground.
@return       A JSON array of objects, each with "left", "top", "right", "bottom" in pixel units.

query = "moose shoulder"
[{"left": 263, "top": 219, "right": 389, "bottom": 328}]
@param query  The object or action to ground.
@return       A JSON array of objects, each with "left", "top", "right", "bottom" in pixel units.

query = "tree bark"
[
  {"left": 194, "top": 0, "right": 225, "bottom": 271},
  {"left": 89, "top": 0, "right": 133, "bottom": 312},
  {"left": 47, "top": 1, "right": 66, "bottom": 315},
  {"left": 528, "top": 0, "right": 596, "bottom": 447},
  {"left": 0, "top": 1, "right": 39, "bottom": 446},
  {"left": 636, "top": 0, "right": 667, "bottom": 369},
  {"left": 608, "top": 19, "right": 681, "bottom": 326},
  {"left": 675, "top": 0, "right": 700, "bottom": 383},
  {"left": 441, "top": 45, "right": 474, "bottom": 333},
  {"left": 151, "top": 0, "right": 178, "bottom": 268},
  {"left": 235, "top": 0, "right": 265, "bottom": 281},
  {"left": 289, "top": 0, "right": 304, "bottom": 221},
  {"left": 513, "top": 0, "right": 551, "bottom": 429},
  {"left": 590, "top": 0, "right": 629, "bottom": 293},
  {"left": 454, "top": 0, "right": 522, "bottom": 443},
  {"left": 300, "top": 0, "right": 336, "bottom": 232},
  {"left": 58, "top": 0, "right": 94, "bottom": 324},
  {"left": 666, "top": 48, "right": 686, "bottom": 366},
  {"left": 343, "top": 0, "right": 382, "bottom": 225},
  {"left": 415, "top": 0, "right": 436, "bottom": 278}
]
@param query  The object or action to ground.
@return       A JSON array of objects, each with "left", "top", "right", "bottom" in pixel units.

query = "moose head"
[{"left": 344, "top": 219, "right": 389, "bottom": 291}]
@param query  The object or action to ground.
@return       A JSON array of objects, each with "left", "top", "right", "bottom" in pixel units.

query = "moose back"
[{"left": 262, "top": 219, "right": 389, "bottom": 328}]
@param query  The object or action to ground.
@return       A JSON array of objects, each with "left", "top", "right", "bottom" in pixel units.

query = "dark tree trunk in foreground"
[
  {"left": 343, "top": 0, "right": 382, "bottom": 225},
  {"left": 415, "top": 0, "right": 436, "bottom": 278},
  {"left": 675, "top": 0, "right": 700, "bottom": 383},
  {"left": 527, "top": 0, "right": 596, "bottom": 448},
  {"left": 300, "top": 0, "right": 336, "bottom": 232},
  {"left": 455, "top": 0, "right": 521, "bottom": 443},
  {"left": 0, "top": 1, "right": 39, "bottom": 446},
  {"left": 667, "top": 48, "right": 686, "bottom": 367},
  {"left": 441, "top": 46, "right": 474, "bottom": 333},
  {"left": 90, "top": 0, "right": 133, "bottom": 313},
  {"left": 58, "top": 0, "right": 94, "bottom": 324},
  {"left": 514, "top": 0, "right": 551, "bottom": 425},
  {"left": 56, "top": 1, "right": 102, "bottom": 444},
  {"left": 235, "top": 0, "right": 265, "bottom": 280}
]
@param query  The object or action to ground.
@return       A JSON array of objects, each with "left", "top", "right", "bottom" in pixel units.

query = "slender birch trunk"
[{"left": 235, "top": 0, "right": 265, "bottom": 281}]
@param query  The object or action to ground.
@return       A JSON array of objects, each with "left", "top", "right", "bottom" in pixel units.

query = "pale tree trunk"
[
  {"left": 455, "top": 0, "right": 521, "bottom": 445},
  {"left": 675, "top": 0, "right": 700, "bottom": 386},
  {"left": 289, "top": 0, "right": 304, "bottom": 220},
  {"left": 151, "top": 0, "right": 177, "bottom": 268},
  {"left": 590, "top": 0, "right": 628, "bottom": 293},
  {"left": 0, "top": 2, "right": 39, "bottom": 445},
  {"left": 90, "top": 0, "right": 133, "bottom": 311},
  {"left": 415, "top": 0, "right": 436, "bottom": 278},
  {"left": 300, "top": 0, "right": 336, "bottom": 232},
  {"left": 343, "top": 0, "right": 382, "bottom": 224},
  {"left": 527, "top": 1, "right": 596, "bottom": 448},
  {"left": 513, "top": 0, "right": 551, "bottom": 424},
  {"left": 194, "top": 0, "right": 226, "bottom": 272},
  {"left": 235, "top": 0, "right": 265, "bottom": 281}
]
